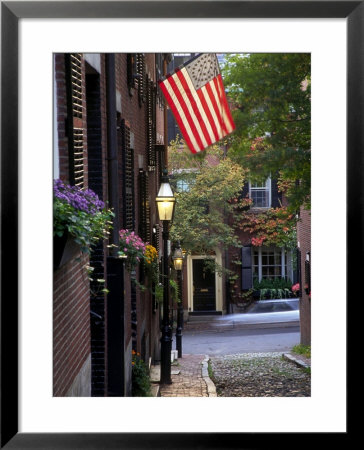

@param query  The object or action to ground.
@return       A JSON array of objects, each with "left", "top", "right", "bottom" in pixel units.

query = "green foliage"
[
  {"left": 169, "top": 140, "right": 247, "bottom": 254},
  {"left": 223, "top": 53, "right": 311, "bottom": 211},
  {"left": 254, "top": 278, "right": 293, "bottom": 299},
  {"left": 131, "top": 351, "right": 152, "bottom": 397},
  {"left": 85, "top": 264, "right": 110, "bottom": 297},
  {"left": 258, "top": 288, "right": 292, "bottom": 300},
  {"left": 253, "top": 277, "right": 292, "bottom": 290},
  {"left": 154, "top": 283, "right": 164, "bottom": 303},
  {"left": 169, "top": 278, "right": 180, "bottom": 304},
  {"left": 53, "top": 180, "right": 114, "bottom": 254},
  {"left": 236, "top": 206, "right": 298, "bottom": 248},
  {"left": 292, "top": 344, "right": 311, "bottom": 359}
]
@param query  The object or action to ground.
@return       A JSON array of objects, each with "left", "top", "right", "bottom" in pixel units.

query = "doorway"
[{"left": 192, "top": 259, "right": 216, "bottom": 311}]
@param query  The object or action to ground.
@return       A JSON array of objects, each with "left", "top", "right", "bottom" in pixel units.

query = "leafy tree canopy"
[
  {"left": 223, "top": 53, "right": 311, "bottom": 211},
  {"left": 169, "top": 138, "right": 246, "bottom": 255}
]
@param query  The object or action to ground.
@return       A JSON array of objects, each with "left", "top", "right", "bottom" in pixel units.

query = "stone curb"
[
  {"left": 151, "top": 383, "right": 160, "bottom": 397},
  {"left": 282, "top": 352, "right": 310, "bottom": 369},
  {"left": 201, "top": 355, "right": 217, "bottom": 397},
  {"left": 185, "top": 320, "right": 300, "bottom": 333}
]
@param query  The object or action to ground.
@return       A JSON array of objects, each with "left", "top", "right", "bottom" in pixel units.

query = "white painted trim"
[
  {"left": 253, "top": 246, "right": 294, "bottom": 282},
  {"left": 187, "top": 251, "right": 223, "bottom": 312},
  {"left": 249, "top": 176, "right": 272, "bottom": 209}
]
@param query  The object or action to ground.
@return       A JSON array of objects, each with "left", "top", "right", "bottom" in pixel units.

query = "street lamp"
[
  {"left": 173, "top": 243, "right": 184, "bottom": 358},
  {"left": 156, "top": 169, "right": 175, "bottom": 384}
]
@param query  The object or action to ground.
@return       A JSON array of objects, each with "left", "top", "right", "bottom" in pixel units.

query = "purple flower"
[{"left": 54, "top": 179, "right": 105, "bottom": 214}]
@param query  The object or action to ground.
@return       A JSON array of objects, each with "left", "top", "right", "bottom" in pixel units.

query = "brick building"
[
  {"left": 53, "top": 53, "right": 169, "bottom": 396},
  {"left": 227, "top": 178, "right": 299, "bottom": 310}
]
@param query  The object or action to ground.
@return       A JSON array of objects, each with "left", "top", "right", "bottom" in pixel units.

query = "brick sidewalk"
[{"left": 159, "top": 354, "right": 209, "bottom": 397}]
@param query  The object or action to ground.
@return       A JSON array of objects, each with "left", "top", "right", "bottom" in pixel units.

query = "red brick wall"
[
  {"left": 297, "top": 207, "right": 311, "bottom": 346},
  {"left": 53, "top": 54, "right": 91, "bottom": 396},
  {"left": 53, "top": 253, "right": 91, "bottom": 396}
]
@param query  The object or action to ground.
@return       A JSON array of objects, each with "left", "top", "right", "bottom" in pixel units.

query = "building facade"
[{"left": 53, "top": 53, "right": 170, "bottom": 396}]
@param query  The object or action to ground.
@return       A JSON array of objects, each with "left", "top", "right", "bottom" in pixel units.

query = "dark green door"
[{"left": 193, "top": 259, "right": 216, "bottom": 311}]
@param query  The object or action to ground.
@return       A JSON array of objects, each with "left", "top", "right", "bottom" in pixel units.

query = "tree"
[
  {"left": 223, "top": 53, "right": 311, "bottom": 211},
  {"left": 168, "top": 138, "right": 246, "bottom": 256}
]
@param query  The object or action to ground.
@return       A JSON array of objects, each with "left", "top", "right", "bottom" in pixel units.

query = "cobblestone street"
[{"left": 209, "top": 352, "right": 311, "bottom": 397}]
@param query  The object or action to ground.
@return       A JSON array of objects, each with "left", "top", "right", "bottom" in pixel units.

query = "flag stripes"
[{"left": 159, "top": 54, "right": 235, "bottom": 153}]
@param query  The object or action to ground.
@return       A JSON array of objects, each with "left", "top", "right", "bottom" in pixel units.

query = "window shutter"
[
  {"left": 155, "top": 54, "right": 165, "bottom": 109},
  {"left": 241, "top": 246, "right": 253, "bottom": 290},
  {"left": 146, "top": 77, "right": 157, "bottom": 170},
  {"left": 138, "top": 169, "right": 151, "bottom": 244},
  {"left": 121, "top": 120, "right": 135, "bottom": 230},
  {"left": 65, "top": 53, "right": 84, "bottom": 188},
  {"left": 155, "top": 144, "right": 166, "bottom": 184},
  {"left": 136, "top": 54, "right": 146, "bottom": 106},
  {"left": 271, "top": 177, "right": 282, "bottom": 208},
  {"left": 241, "top": 181, "right": 249, "bottom": 200}
]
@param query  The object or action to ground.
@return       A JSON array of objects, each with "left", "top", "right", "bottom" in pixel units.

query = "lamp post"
[
  {"left": 156, "top": 169, "right": 175, "bottom": 384},
  {"left": 173, "top": 243, "right": 184, "bottom": 358}
]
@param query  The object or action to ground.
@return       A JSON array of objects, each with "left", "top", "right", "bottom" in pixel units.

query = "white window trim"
[
  {"left": 253, "top": 247, "right": 293, "bottom": 282},
  {"left": 249, "top": 176, "right": 271, "bottom": 209}
]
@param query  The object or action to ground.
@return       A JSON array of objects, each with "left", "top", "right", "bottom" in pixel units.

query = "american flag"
[{"left": 158, "top": 53, "right": 235, "bottom": 154}]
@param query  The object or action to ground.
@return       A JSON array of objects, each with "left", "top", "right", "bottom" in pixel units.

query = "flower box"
[{"left": 54, "top": 231, "right": 81, "bottom": 270}]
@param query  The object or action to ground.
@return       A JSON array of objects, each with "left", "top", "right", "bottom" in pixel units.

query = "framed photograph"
[{"left": 1, "top": 1, "right": 356, "bottom": 448}]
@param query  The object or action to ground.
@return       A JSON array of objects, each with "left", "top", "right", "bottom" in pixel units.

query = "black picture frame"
[{"left": 1, "top": 1, "right": 355, "bottom": 448}]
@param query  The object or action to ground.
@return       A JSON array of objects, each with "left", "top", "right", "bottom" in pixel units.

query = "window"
[
  {"left": 176, "top": 178, "right": 193, "bottom": 192},
  {"left": 172, "top": 169, "right": 197, "bottom": 193},
  {"left": 252, "top": 247, "right": 292, "bottom": 282},
  {"left": 249, "top": 178, "right": 271, "bottom": 208}
]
